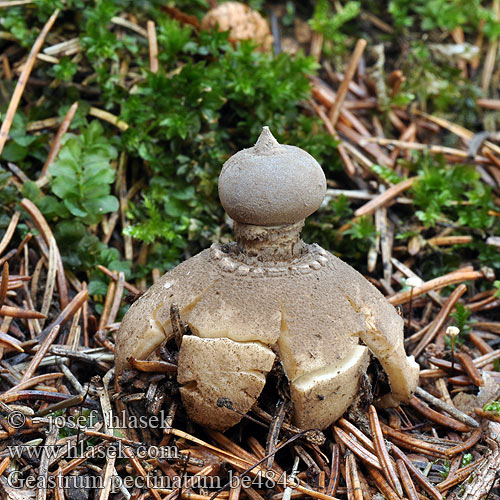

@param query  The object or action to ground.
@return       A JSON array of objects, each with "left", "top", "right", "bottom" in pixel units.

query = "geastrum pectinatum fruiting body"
[{"left": 115, "top": 127, "right": 419, "bottom": 431}]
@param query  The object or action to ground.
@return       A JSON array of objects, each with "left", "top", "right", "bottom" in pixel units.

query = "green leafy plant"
[
  {"left": 445, "top": 303, "right": 475, "bottom": 347},
  {"left": 450, "top": 303, "right": 474, "bottom": 336},
  {"left": 388, "top": 0, "right": 500, "bottom": 36},
  {"left": 48, "top": 120, "right": 119, "bottom": 225},
  {"left": 52, "top": 57, "right": 78, "bottom": 82},
  {"left": 0, "top": 7, "right": 35, "bottom": 47},
  {"left": 0, "top": 112, "right": 47, "bottom": 166},
  {"left": 411, "top": 153, "right": 494, "bottom": 229},
  {"left": 370, "top": 164, "right": 404, "bottom": 184},
  {"left": 493, "top": 279, "right": 500, "bottom": 298},
  {"left": 484, "top": 400, "right": 500, "bottom": 414},
  {"left": 439, "top": 459, "right": 451, "bottom": 479}
]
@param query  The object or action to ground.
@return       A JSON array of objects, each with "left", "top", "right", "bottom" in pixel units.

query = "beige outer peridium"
[{"left": 115, "top": 243, "right": 419, "bottom": 431}]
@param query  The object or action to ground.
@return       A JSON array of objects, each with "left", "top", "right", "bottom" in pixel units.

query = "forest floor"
[{"left": 2, "top": 1, "right": 500, "bottom": 499}]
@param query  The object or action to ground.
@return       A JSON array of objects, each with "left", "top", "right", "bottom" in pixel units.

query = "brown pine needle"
[
  {"left": 0, "top": 262, "right": 8, "bottom": 309},
  {"left": 408, "top": 396, "right": 471, "bottom": 432},
  {"left": 455, "top": 352, "right": 484, "bottom": 386},
  {"left": 328, "top": 39, "right": 367, "bottom": 127},
  {"left": 346, "top": 454, "right": 364, "bottom": 500},
  {"left": 326, "top": 444, "right": 340, "bottom": 497},
  {"left": 0, "top": 212, "right": 20, "bottom": 257},
  {"left": 123, "top": 446, "right": 163, "bottom": 500},
  {"left": 360, "top": 137, "right": 486, "bottom": 161},
  {"left": 380, "top": 423, "right": 449, "bottom": 458},
  {"left": 368, "top": 405, "right": 403, "bottom": 497},
  {"left": 4, "top": 372, "right": 63, "bottom": 394},
  {"left": 127, "top": 357, "right": 177, "bottom": 373},
  {"left": 366, "top": 466, "right": 400, "bottom": 500},
  {"left": 333, "top": 427, "right": 381, "bottom": 469},
  {"left": 338, "top": 418, "right": 376, "bottom": 452},
  {"left": 388, "top": 270, "right": 482, "bottom": 306},
  {"left": 392, "top": 446, "right": 443, "bottom": 500},
  {"left": 395, "top": 459, "right": 419, "bottom": 500},
  {"left": 21, "top": 199, "right": 69, "bottom": 308},
  {"left": 411, "top": 284, "right": 467, "bottom": 358},
  {"left": 147, "top": 20, "right": 159, "bottom": 73},
  {"left": 19, "top": 324, "right": 60, "bottom": 384},
  {"left": 0, "top": 305, "right": 46, "bottom": 319},
  {"left": 0, "top": 9, "right": 60, "bottom": 155},
  {"left": 355, "top": 177, "right": 417, "bottom": 217},
  {"left": 0, "top": 330, "right": 23, "bottom": 352},
  {"left": 38, "top": 101, "right": 79, "bottom": 181}
]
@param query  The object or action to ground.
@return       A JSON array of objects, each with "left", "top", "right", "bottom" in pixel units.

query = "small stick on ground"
[
  {"left": 265, "top": 399, "right": 288, "bottom": 471},
  {"left": 459, "top": 422, "right": 500, "bottom": 499},
  {"left": 415, "top": 386, "right": 479, "bottom": 428}
]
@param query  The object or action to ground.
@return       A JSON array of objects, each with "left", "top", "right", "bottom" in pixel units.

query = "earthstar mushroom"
[{"left": 115, "top": 127, "right": 419, "bottom": 431}]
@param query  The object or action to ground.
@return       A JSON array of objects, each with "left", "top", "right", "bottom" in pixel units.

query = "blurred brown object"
[{"left": 201, "top": 2, "right": 273, "bottom": 51}]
